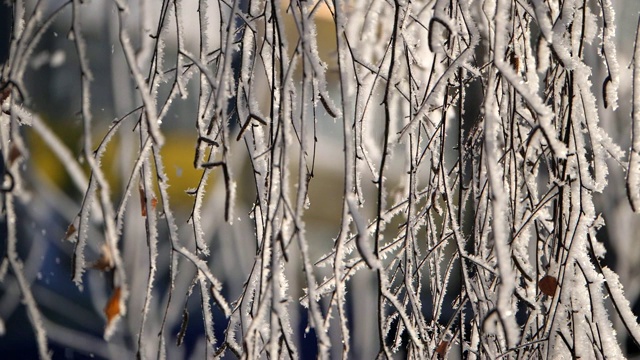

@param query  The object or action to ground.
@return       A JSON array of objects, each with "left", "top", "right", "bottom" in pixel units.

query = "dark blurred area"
[{"left": 0, "top": 3, "right": 9, "bottom": 64}]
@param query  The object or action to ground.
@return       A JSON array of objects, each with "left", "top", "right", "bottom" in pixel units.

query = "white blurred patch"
[
  {"left": 30, "top": 50, "right": 66, "bottom": 69},
  {"left": 50, "top": 50, "right": 66, "bottom": 67}
]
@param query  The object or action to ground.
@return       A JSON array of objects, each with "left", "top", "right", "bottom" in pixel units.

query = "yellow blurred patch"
[{"left": 27, "top": 120, "right": 214, "bottom": 213}]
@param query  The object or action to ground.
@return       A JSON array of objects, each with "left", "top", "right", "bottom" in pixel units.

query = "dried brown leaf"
[
  {"left": 436, "top": 340, "right": 448, "bottom": 359},
  {"left": 91, "top": 244, "right": 114, "bottom": 271},
  {"left": 539, "top": 275, "right": 558, "bottom": 296},
  {"left": 64, "top": 223, "right": 76, "bottom": 241},
  {"left": 104, "top": 287, "right": 122, "bottom": 327},
  {"left": 8, "top": 143, "right": 21, "bottom": 165},
  {"left": 139, "top": 185, "right": 147, "bottom": 217}
]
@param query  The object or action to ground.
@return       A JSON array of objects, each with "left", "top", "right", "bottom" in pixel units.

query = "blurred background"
[
  {"left": 2, "top": 0, "right": 640, "bottom": 359},
  {"left": 0, "top": 1, "right": 351, "bottom": 358}
]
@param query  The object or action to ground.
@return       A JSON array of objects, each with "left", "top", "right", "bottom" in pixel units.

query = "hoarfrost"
[{"left": 4, "top": 0, "right": 640, "bottom": 358}]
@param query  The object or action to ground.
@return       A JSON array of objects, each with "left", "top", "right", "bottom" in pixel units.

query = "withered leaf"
[
  {"left": 0, "top": 86, "right": 10, "bottom": 103},
  {"left": 539, "top": 275, "right": 558, "bottom": 296},
  {"left": 177, "top": 308, "right": 189, "bottom": 346},
  {"left": 91, "top": 244, "right": 114, "bottom": 271},
  {"left": 104, "top": 287, "right": 122, "bottom": 327},
  {"left": 64, "top": 223, "right": 76, "bottom": 241},
  {"left": 8, "top": 143, "right": 21, "bottom": 165},
  {"left": 139, "top": 185, "right": 158, "bottom": 217},
  {"left": 139, "top": 186, "right": 147, "bottom": 217},
  {"left": 436, "top": 340, "right": 448, "bottom": 359}
]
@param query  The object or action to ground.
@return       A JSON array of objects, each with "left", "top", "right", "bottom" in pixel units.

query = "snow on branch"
[{"left": 4, "top": 0, "right": 640, "bottom": 358}]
